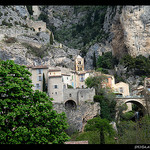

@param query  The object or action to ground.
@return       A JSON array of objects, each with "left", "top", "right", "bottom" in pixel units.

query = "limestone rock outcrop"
[
  {"left": 106, "top": 6, "right": 150, "bottom": 59},
  {"left": 0, "top": 6, "right": 78, "bottom": 70}
]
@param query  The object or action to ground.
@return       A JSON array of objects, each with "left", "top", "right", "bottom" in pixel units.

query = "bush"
[
  {"left": 4, "top": 36, "right": 17, "bottom": 44},
  {"left": 76, "top": 131, "right": 100, "bottom": 144},
  {"left": 2, "top": 19, "right": 13, "bottom": 27},
  {"left": 67, "top": 85, "right": 73, "bottom": 89},
  {"left": 22, "top": 43, "right": 47, "bottom": 59},
  {"left": 120, "top": 111, "right": 135, "bottom": 121},
  {"left": 38, "top": 13, "right": 49, "bottom": 23},
  {"left": 117, "top": 116, "right": 150, "bottom": 144}
]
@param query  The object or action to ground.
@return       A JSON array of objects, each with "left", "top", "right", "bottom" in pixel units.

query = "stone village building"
[
  {"left": 26, "top": 54, "right": 131, "bottom": 106},
  {"left": 26, "top": 55, "right": 132, "bottom": 131},
  {"left": 26, "top": 55, "right": 96, "bottom": 103}
]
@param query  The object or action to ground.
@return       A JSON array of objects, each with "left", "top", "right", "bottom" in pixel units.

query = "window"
[
  {"left": 39, "top": 76, "right": 42, "bottom": 81},
  {"left": 78, "top": 61, "right": 81, "bottom": 64},
  {"left": 80, "top": 74, "right": 84, "bottom": 82},
  {"left": 54, "top": 85, "right": 58, "bottom": 89},
  {"left": 38, "top": 27, "right": 41, "bottom": 31},
  {"left": 119, "top": 87, "right": 124, "bottom": 93},
  {"left": 38, "top": 69, "right": 41, "bottom": 74},
  {"left": 55, "top": 92, "right": 58, "bottom": 95},
  {"left": 69, "top": 93, "right": 72, "bottom": 97},
  {"left": 36, "top": 83, "right": 40, "bottom": 90}
]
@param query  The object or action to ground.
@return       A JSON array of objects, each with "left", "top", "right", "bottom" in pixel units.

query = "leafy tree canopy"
[
  {"left": 120, "top": 54, "right": 150, "bottom": 77},
  {"left": 0, "top": 60, "right": 70, "bottom": 144},
  {"left": 97, "top": 52, "right": 119, "bottom": 70},
  {"left": 84, "top": 117, "right": 115, "bottom": 144}
]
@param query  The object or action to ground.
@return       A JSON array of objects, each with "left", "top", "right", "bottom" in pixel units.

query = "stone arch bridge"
[{"left": 115, "top": 96, "right": 150, "bottom": 116}]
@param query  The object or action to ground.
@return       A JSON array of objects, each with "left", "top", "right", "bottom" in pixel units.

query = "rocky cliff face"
[
  {"left": 2, "top": 5, "right": 150, "bottom": 70},
  {"left": 108, "top": 6, "right": 150, "bottom": 59},
  {"left": 0, "top": 6, "right": 78, "bottom": 69}
]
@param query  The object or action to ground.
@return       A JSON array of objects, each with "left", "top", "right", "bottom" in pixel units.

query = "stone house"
[
  {"left": 113, "top": 82, "right": 130, "bottom": 97},
  {"left": 27, "top": 20, "right": 46, "bottom": 32},
  {"left": 113, "top": 82, "right": 131, "bottom": 112},
  {"left": 70, "top": 70, "right": 76, "bottom": 88},
  {"left": 62, "top": 73, "right": 71, "bottom": 89},
  {"left": 101, "top": 74, "right": 115, "bottom": 89},
  {"left": 47, "top": 68, "right": 63, "bottom": 103},
  {"left": 26, "top": 65, "right": 48, "bottom": 91},
  {"left": 132, "top": 85, "right": 144, "bottom": 96}
]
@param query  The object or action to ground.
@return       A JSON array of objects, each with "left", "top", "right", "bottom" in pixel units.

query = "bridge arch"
[
  {"left": 115, "top": 98, "right": 148, "bottom": 120},
  {"left": 124, "top": 99, "right": 147, "bottom": 115},
  {"left": 64, "top": 100, "right": 77, "bottom": 110}
]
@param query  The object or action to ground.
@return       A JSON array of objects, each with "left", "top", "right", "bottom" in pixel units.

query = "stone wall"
[
  {"left": 63, "top": 88, "right": 95, "bottom": 105},
  {"left": 27, "top": 20, "right": 46, "bottom": 32},
  {"left": 53, "top": 101, "right": 100, "bottom": 134},
  {"left": 48, "top": 76, "right": 64, "bottom": 103},
  {"left": 52, "top": 88, "right": 98, "bottom": 134}
]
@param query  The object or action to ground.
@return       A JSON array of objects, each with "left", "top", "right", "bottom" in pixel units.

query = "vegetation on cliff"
[
  {"left": 120, "top": 54, "right": 150, "bottom": 77},
  {"left": 49, "top": 6, "right": 109, "bottom": 56}
]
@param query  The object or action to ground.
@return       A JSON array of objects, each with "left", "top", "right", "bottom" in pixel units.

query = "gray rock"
[{"left": 15, "top": 6, "right": 29, "bottom": 18}]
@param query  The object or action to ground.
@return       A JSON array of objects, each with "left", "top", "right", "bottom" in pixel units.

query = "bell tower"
[{"left": 75, "top": 55, "right": 84, "bottom": 71}]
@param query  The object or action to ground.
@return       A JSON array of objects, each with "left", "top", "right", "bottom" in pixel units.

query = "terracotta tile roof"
[
  {"left": 49, "top": 75, "right": 62, "bottom": 77},
  {"left": 61, "top": 73, "right": 70, "bottom": 76},
  {"left": 48, "top": 69, "right": 61, "bottom": 72},
  {"left": 76, "top": 71, "right": 86, "bottom": 74},
  {"left": 65, "top": 141, "right": 88, "bottom": 144},
  {"left": 32, "top": 65, "right": 48, "bottom": 69}
]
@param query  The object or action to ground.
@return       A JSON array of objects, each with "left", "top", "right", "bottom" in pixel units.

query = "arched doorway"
[{"left": 65, "top": 100, "right": 77, "bottom": 110}]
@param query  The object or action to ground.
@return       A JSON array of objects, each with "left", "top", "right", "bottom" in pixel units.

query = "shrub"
[
  {"left": 4, "top": 36, "right": 17, "bottom": 44},
  {"left": 120, "top": 111, "right": 135, "bottom": 121}
]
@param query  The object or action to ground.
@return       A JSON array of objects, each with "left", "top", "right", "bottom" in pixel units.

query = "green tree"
[
  {"left": 93, "top": 51, "right": 97, "bottom": 69},
  {"left": 84, "top": 117, "right": 115, "bottom": 144},
  {"left": 26, "top": 6, "right": 33, "bottom": 15},
  {"left": 38, "top": 13, "right": 49, "bottom": 23},
  {"left": 97, "top": 52, "right": 114, "bottom": 69},
  {"left": 0, "top": 60, "right": 70, "bottom": 144},
  {"left": 50, "top": 32, "right": 53, "bottom": 45},
  {"left": 85, "top": 74, "right": 107, "bottom": 95},
  {"left": 42, "top": 73, "right": 47, "bottom": 93},
  {"left": 120, "top": 54, "right": 150, "bottom": 77},
  {"left": 94, "top": 94, "right": 116, "bottom": 121},
  {"left": 85, "top": 74, "right": 116, "bottom": 121}
]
